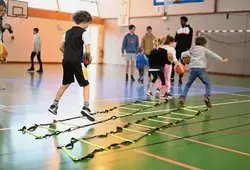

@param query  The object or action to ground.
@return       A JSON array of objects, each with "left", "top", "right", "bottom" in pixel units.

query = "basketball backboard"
[{"left": 7, "top": 0, "right": 28, "bottom": 18}]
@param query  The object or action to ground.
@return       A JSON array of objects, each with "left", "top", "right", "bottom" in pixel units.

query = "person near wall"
[
  {"left": 0, "top": 1, "right": 14, "bottom": 90},
  {"left": 121, "top": 24, "right": 139, "bottom": 81},
  {"left": 27, "top": 28, "right": 43, "bottom": 73},
  {"left": 141, "top": 26, "right": 156, "bottom": 81},
  {"left": 171, "top": 16, "right": 193, "bottom": 84}
]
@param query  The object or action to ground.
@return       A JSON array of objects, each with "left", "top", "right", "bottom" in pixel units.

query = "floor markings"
[
  {"left": 157, "top": 131, "right": 250, "bottom": 157},
  {"left": 135, "top": 150, "right": 202, "bottom": 170}
]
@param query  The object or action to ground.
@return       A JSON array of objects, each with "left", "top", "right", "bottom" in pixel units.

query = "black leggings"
[
  {"left": 30, "top": 51, "right": 43, "bottom": 70},
  {"left": 151, "top": 70, "right": 165, "bottom": 85}
]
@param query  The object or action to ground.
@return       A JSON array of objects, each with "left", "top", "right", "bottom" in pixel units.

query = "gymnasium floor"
[{"left": 0, "top": 64, "right": 250, "bottom": 170}]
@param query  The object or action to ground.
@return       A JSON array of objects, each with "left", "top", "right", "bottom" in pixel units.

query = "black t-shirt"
[
  {"left": 148, "top": 48, "right": 168, "bottom": 69},
  {"left": 63, "top": 26, "right": 86, "bottom": 63}
]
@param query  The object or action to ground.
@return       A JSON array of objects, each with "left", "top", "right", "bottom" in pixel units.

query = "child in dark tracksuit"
[{"left": 136, "top": 47, "right": 149, "bottom": 84}]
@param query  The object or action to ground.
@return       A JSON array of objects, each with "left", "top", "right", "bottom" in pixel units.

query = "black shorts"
[
  {"left": 62, "top": 61, "right": 89, "bottom": 87},
  {"left": 151, "top": 69, "right": 165, "bottom": 85}
]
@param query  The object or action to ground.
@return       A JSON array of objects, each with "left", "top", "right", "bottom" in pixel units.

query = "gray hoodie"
[{"left": 181, "top": 45, "right": 223, "bottom": 68}]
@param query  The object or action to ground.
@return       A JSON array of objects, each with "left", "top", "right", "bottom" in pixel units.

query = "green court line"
[
  {"left": 134, "top": 124, "right": 157, "bottom": 129},
  {"left": 119, "top": 107, "right": 140, "bottom": 111},
  {"left": 23, "top": 129, "right": 41, "bottom": 139},
  {"left": 171, "top": 112, "right": 194, "bottom": 117},
  {"left": 79, "top": 139, "right": 107, "bottom": 150},
  {"left": 61, "top": 147, "right": 78, "bottom": 161},
  {"left": 109, "top": 134, "right": 135, "bottom": 143},
  {"left": 181, "top": 108, "right": 199, "bottom": 113},
  {"left": 122, "top": 127, "right": 149, "bottom": 135},
  {"left": 57, "top": 121, "right": 80, "bottom": 127},
  {"left": 158, "top": 116, "right": 182, "bottom": 121},
  {"left": 148, "top": 118, "right": 170, "bottom": 124},
  {"left": 133, "top": 103, "right": 153, "bottom": 107},
  {"left": 38, "top": 125, "right": 57, "bottom": 132}
]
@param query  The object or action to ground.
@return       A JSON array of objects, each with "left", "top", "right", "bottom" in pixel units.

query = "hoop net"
[
  {"left": 13, "top": 14, "right": 26, "bottom": 25},
  {"left": 163, "top": 0, "right": 175, "bottom": 16},
  {"left": 197, "top": 30, "right": 250, "bottom": 75}
]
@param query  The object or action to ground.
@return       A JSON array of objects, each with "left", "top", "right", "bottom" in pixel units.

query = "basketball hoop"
[
  {"left": 13, "top": 14, "right": 26, "bottom": 25},
  {"left": 163, "top": 0, "right": 176, "bottom": 20}
]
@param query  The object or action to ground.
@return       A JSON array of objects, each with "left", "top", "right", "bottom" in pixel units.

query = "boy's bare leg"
[
  {"left": 83, "top": 84, "right": 90, "bottom": 109},
  {"left": 49, "top": 84, "right": 70, "bottom": 115},
  {"left": 55, "top": 84, "right": 70, "bottom": 101}
]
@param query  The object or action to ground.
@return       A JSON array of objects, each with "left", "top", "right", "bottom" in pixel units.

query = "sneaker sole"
[
  {"left": 81, "top": 110, "right": 95, "bottom": 122},
  {"left": 48, "top": 109, "right": 57, "bottom": 115}
]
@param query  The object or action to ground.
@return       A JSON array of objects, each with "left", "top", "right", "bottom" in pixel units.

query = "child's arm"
[
  {"left": 121, "top": 35, "right": 127, "bottom": 55},
  {"left": 136, "top": 35, "right": 139, "bottom": 54},
  {"left": 83, "top": 33, "right": 92, "bottom": 64},
  {"left": 34, "top": 36, "right": 41, "bottom": 53},
  {"left": 60, "top": 33, "right": 65, "bottom": 53},
  {"left": 171, "top": 48, "right": 178, "bottom": 64},
  {"left": 205, "top": 49, "right": 228, "bottom": 62}
]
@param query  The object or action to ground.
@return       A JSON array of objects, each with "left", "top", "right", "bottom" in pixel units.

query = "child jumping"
[
  {"left": 156, "top": 35, "right": 179, "bottom": 99},
  {"left": 179, "top": 36, "right": 228, "bottom": 107},
  {"left": 136, "top": 47, "right": 149, "bottom": 84},
  {"left": 48, "top": 10, "right": 95, "bottom": 122},
  {"left": 147, "top": 37, "right": 168, "bottom": 99}
]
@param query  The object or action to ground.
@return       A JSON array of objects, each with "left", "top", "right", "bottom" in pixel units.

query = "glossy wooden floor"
[{"left": 0, "top": 64, "right": 250, "bottom": 170}]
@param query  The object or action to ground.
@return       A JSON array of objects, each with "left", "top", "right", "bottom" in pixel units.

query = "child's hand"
[{"left": 222, "top": 58, "right": 229, "bottom": 63}]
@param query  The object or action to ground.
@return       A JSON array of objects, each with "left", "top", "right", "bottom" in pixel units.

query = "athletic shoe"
[
  {"left": 81, "top": 107, "right": 95, "bottom": 122},
  {"left": 0, "top": 84, "right": 5, "bottom": 90},
  {"left": 146, "top": 91, "right": 153, "bottom": 97},
  {"left": 204, "top": 96, "right": 212, "bottom": 108},
  {"left": 27, "top": 68, "right": 34, "bottom": 72},
  {"left": 155, "top": 89, "right": 160, "bottom": 98},
  {"left": 131, "top": 75, "right": 135, "bottom": 81},
  {"left": 48, "top": 105, "right": 58, "bottom": 115},
  {"left": 166, "top": 93, "right": 173, "bottom": 99},
  {"left": 160, "top": 94, "right": 169, "bottom": 101},
  {"left": 36, "top": 69, "right": 43, "bottom": 73},
  {"left": 170, "top": 78, "right": 174, "bottom": 83},
  {"left": 179, "top": 79, "right": 183, "bottom": 85},
  {"left": 125, "top": 74, "right": 128, "bottom": 81},
  {"left": 179, "top": 96, "right": 185, "bottom": 107}
]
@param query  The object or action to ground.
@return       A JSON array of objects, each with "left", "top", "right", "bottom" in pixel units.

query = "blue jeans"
[{"left": 182, "top": 68, "right": 211, "bottom": 98}]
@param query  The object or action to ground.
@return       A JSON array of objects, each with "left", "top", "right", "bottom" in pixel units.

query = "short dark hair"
[
  {"left": 147, "top": 26, "right": 152, "bottom": 30},
  {"left": 0, "top": 0, "right": 6, "bottom": 8},
  {"left": 129, "top": 25, "right": 135, "bottom": 30},
  {"left": 195, "top": 36, "right": 207, "bottom": 46},
  {"left": 72, "top": 10, "right": 92, "bottom": 25},
  {"left": 33, "top": 28, "right": 39, "bottom": 33},
  {"left": 138, "top": 47, "right": 144, "bottom": 53},
  {"left": 180, "top": 16, "right": 188, "bottom": 22}
]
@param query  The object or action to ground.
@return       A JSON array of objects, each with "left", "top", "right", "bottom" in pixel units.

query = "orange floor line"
[
  {"left": 134, "top": 149, "right": 202, "bottom": 170},
  {"left": 158, "top": 131, "right": 250, "bottom": 157}
]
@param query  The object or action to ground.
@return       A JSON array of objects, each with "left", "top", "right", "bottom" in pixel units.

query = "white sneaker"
[
  {"left": 155, "top": 89, "right": 160, "bottom": 98},
  {"left": 0, "top": 84, "right": 5, "bottom": 90}
]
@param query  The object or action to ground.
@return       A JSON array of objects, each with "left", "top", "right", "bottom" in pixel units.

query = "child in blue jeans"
[
  {"left": 136, "top": 47, "right": 149, "bottom": 84},
  {"left": 179, "top": 36, "right": 228, "bottom": 108}
]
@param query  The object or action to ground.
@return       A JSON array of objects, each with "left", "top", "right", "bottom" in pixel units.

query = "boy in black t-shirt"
[{"left": 48, "top": 10, "right": 94, "bottom": 122}]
